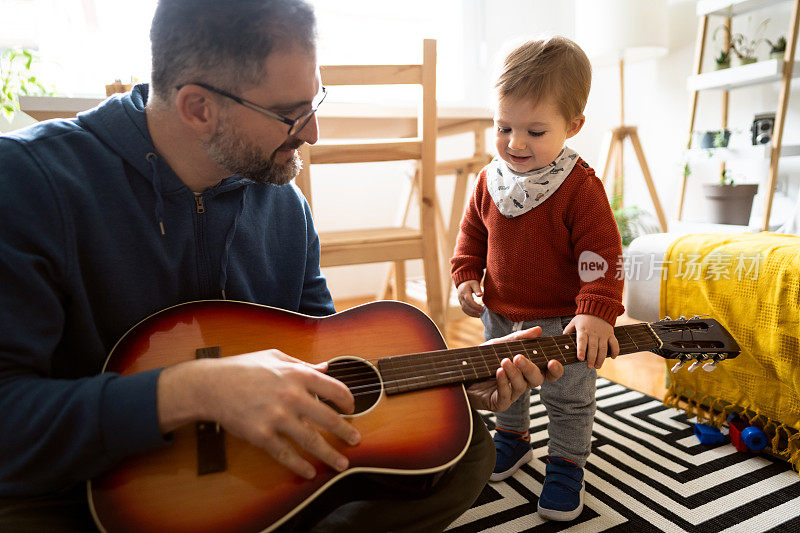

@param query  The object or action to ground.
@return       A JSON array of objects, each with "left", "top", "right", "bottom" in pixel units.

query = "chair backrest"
[
  {"left": 294, "top": 39, "right": 445, "bottom": 330},
  {"left": 295, "top": 39, "right": 437, "bottom": 216}
]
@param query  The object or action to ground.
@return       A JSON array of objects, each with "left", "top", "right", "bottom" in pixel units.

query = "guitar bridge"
[{"left": 195, "top": 346, "right": 227, "bottom": 475}]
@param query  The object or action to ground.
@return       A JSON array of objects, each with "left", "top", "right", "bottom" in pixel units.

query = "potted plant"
[
  {"left": 694, "top": 128, "right": 731, "bottom": 149},
  {"left": 1, "top": 47, "right": 53, "bottom": 122},
  {"left": 766, "top": 36, "right": 786, "bottom": 60},
  {"left": 610, "top": 195, "right": 659, "bottom": 247},
  {"left": 715, "top": 19, "right": 768, "bottom": 66},
  {"left": 715, "top": 49, "right": 731, "bottom": 70},
  {"left": 702, "top": 170, "right": 759, "bottom": 225}
]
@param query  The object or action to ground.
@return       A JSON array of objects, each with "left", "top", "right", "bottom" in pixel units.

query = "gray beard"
[{"left": 203, "top": 120, "right": 303, "bottom": 185}]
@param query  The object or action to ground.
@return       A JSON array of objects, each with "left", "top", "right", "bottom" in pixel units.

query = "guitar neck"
[{"left": 377, "top": 323, "right": 660, "bottom": 395}]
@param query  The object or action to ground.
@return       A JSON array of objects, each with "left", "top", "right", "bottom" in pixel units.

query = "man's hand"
[
  {"left": 466, "top": 326, "right": 564, "bottom": 411},
  {"left": 456, "top": 280, "right": 484, "bottom": 317},
  {"left": 157, "top": 350, "right": 361, "bottom": 480},
  {"left": 562, "top": 314, "right": 620, "bottom": 369}
]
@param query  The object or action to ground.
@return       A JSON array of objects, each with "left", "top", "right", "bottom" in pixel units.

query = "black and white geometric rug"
[{"left": 448, "top": 378, "right": 800, "bottom": 533}]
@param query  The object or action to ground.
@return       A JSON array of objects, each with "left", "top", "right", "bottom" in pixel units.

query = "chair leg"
[
  {"left": 376, "top": 167, "right": 419, "bottom": 300},
  {"left": 393, "top": 261, "right": 407, "bottom": 302}
]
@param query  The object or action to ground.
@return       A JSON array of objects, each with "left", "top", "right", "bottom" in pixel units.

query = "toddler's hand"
[
  {"left": 562, "top": 314, "right": 620, "bottom": 369},
  {"left": 456, "top": 280, "right": 484, "bottom": 317}
]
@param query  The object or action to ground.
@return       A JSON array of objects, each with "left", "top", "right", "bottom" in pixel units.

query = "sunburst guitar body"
[{"left": 88, "top": 300, "right": 741, "bottom": 532}]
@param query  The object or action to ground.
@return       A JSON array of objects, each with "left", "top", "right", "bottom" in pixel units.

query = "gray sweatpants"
[{"left": 482, "top": 307, "right": 596, "bottom": 467}]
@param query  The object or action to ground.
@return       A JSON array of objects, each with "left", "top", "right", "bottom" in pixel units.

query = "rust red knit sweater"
[{"left": 450, "top": 159, "right": 624, "bottom": 324}]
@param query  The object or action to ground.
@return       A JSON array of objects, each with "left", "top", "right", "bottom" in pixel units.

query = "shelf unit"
[
  {"left": 677, "top": 0, "right": 800, "bottom": 231},
  {"left": 686, "top": 58, "right": 800, "bottom": 90},
  {"left": 698, "top": 0, "right": 788, "bottom": 17},
  {"left": 685, "top": 143, "right": 800, "bottom": 162}
]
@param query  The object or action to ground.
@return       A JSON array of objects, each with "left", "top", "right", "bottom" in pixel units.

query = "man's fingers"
[
  {"left": 494, "top": 366, "right": 512, "bottom": 408},
  {"left": 305, "top": 369, "right": 356, "bottom": 416},
  {"left": 484, "top": 326, "right": 542, "bottom": 346},
  {"left": 544, "top": 359, "right": 564, "bottom": 382},
  {"left": 295, "top": 393, "right": 361, "bottom": 447},
  {"left": 501, "top": 357, "right": 527, "bottom": 392},
  {"left": 281, "top": 419, "right": 350, "bottom": 475},
  {"left": 512, "top": 353, "right": 545, "bottom": 388},
  {"left": 262, "top": 433, "right": 316, "bottom": 479}
]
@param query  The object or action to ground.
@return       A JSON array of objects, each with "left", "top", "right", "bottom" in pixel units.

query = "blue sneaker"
[
  {"left": 537, "top": 456, "right": 585, "bottom": 521},
  {"left": 489, "top": 427, "right": 532, "bottom": 481}
]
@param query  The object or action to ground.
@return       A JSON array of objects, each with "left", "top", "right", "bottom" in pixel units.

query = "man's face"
[{"left": 203, "top": 46, "right": 321, "bottom": 185}]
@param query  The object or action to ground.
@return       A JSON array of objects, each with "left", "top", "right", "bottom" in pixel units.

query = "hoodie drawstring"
[
  {"left": 145, "top": 150, "right": 246, "bottom": 299},
  {"left": 219, "top": 189, "right": 247, "bottom": 300},
  {"left": 145, "top": 152, "right": 166, "bottom": 235}
]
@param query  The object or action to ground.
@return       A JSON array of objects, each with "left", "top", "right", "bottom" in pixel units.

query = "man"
[{"left": 0, "top": 1, "right": 563, "bottom": 531}]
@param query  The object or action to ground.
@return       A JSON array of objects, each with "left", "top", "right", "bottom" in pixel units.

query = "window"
[{"left": 3, "top": 0, "right": 481, "bottom": 104}]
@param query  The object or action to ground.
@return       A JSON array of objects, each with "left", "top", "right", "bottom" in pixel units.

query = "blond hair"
[{"left": 496, "top": 36, "right": 591, "bottom": 121}]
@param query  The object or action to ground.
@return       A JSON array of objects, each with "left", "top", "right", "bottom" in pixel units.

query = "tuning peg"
[
  {"left": 687, "top": 353, "right": 713, "bottom": 372},
  {"left": 663, "top": 316, "right": 672, "bottom": 321},
  {"left": 679, "top": 315, "right": 686, "bottom": 320},
  {"left": 671, "top": 356, "right": 689, "bottom": 373},
  {"left": 702, "top": 360, "right": 718, "bottom": 372}
]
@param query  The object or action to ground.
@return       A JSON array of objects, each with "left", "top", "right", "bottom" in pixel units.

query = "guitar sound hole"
[{"left": 323, "top": 357, "right": 381, "bottom": 415}]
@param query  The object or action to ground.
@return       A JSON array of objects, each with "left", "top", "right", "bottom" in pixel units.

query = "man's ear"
[
  {"left": 566, "top": 114, "right": 586, "bottom": 139},
  {"left": 174, "top": 85, "right": 219, "bottom": 137}
]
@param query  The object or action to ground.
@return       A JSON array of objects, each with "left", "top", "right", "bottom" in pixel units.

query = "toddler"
[{"left": 451, "top": 36, "right": 624, "bottom": 521}]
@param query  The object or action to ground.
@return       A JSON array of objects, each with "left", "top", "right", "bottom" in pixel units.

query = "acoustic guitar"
[{"left": 88, "top": 300, "right": 740, "bottom": 532}]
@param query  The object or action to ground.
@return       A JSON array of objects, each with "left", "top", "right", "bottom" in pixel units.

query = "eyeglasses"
[{"left": 176, "top": 82, "right": 327, "bottom": 136}]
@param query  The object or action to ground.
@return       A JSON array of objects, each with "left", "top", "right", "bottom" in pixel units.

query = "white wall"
[
  {"left": 4, "top": 0, "right": 799, "bottom": 300},
  {"left": 322, "top": 0, "right": 800, "bottom": 300}
]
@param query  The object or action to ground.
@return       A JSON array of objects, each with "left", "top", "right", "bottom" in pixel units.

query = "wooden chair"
[
  {"left": 379, "top": 120, "right": 493, "bottom": 324},
  {"left": 295, "top": 39, "right": 445, "bottom": 331}
]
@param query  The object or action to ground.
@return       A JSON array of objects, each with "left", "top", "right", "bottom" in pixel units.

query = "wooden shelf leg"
[
  {"left": 629, "top": 130, "right": 668, "bottom": 232},
  {"left": 597, "top": 129, "right": 615, "bottom": 186},
  {"left": 762, "top": 0, "right": 800, "bottom": 231},
  {"left": 677, "top": 14, "right": 708, "bottom": 221}
]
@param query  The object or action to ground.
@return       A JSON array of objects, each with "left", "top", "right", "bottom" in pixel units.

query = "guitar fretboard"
[{"left": 377, "top": 324, "right": 659, "bottom": 395}]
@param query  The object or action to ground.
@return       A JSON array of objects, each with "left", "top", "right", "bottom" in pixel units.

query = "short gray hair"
[{"left": 149, "top": 0, "right": 316, "bottom": 103}]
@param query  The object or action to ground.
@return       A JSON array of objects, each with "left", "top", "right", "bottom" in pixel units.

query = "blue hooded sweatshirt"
[{"left": 0, "top": 84, "right": 335, "bottom": 496}]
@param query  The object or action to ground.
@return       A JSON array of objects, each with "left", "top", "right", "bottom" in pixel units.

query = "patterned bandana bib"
[{"left": 487, "top": 147, "right": 579, "bottom": 218}]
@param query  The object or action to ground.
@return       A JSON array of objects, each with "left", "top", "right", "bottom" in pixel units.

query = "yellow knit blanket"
[{"left": 660, "top": 232, "right": 800, "bottom": 472}]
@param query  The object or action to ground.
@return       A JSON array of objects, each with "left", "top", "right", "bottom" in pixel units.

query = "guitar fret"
[
  {"left": 377, "top": 357, "right": 397, "bottom": 395},
  {"left": 526, "top": 339, "right": 547, "bottom": 368},
  {"left": 621, "top": 327, "right": 637, "bottom": 353},
  {"left": 484, "top": 344, "right": 503, "bottom": 378},
  {"left": 541, "top": 336, "right": 569, "bottom": 365},
  {"left": 477, "top": 346, "right": 493, "bottom": 379},
  {"left": 379, "top": 321, "right": 681, "bottom": 395}
]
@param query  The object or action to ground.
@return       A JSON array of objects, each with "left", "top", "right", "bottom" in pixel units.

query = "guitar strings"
[
  {"left": 322, "top": 336, "right": 656, "bottom": 388},
  {"left": 317, "top": 324, "right": 715, "bottom": 399},
  {"left": 321, "top": 331, "right": 657, "bottom": 388},
  {"left": 320, "top": 334, "right": 658, "bottom": 398},
  {"left": 319, "top": 325, "right": 655, "bottom": 385}
]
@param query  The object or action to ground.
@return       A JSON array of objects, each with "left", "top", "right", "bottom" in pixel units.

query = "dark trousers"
[{"left": 0, "top": 409, "right": 493, "bottom": 533}]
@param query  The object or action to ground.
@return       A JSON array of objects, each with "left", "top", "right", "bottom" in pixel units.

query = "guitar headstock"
[{"left": 649, "top": 316, "right": 741, "bottom": 373}]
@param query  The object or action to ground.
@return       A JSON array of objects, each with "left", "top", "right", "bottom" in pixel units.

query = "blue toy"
[
  {"left": 727, "top": 414, "right": 768, "bottom": 452},
  {"left": 693, "top": 422, "right": 726, "bottom": 445}
]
